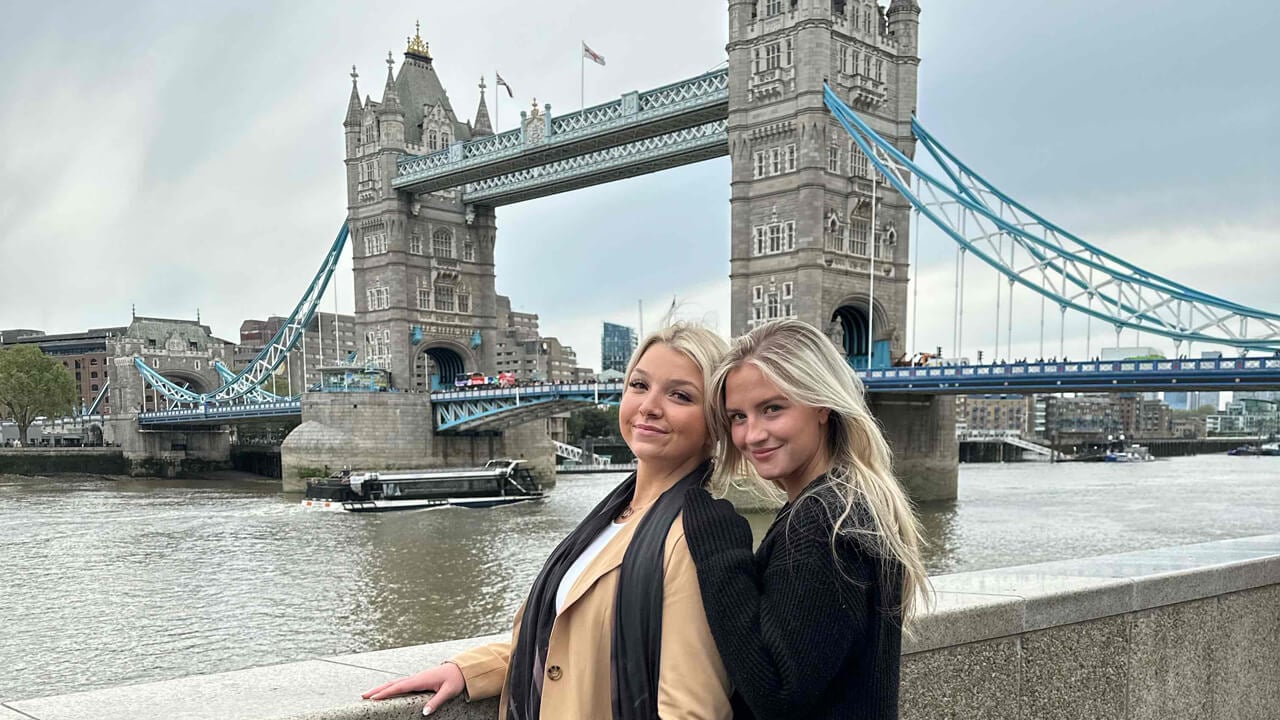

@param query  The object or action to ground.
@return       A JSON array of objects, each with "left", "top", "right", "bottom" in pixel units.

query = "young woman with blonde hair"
[
  {"left": 682, "top": 318, "right": 929, "bottom": 720},
  {"left": 364, "top": 323, "right": 733, "bottom": 720}
]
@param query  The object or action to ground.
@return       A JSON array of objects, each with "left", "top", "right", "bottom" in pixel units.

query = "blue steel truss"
[
  {"left": 823, "top": 85, "right": 1280, "bottom": 353},
  {"left": 463, "top": 120, "right": 728, "bottom": 206},
  {"left": 394, "top": 70, "right": 728, "bottom": 195},
  {"left": 134, "top": 223, "right": 349, "bottom": 406},
  {"left": 126, "top": 356, "right": 1280, "bottom": 428},
  {"left": 431, "top": 382, "right": 624, "bottom": 433}
]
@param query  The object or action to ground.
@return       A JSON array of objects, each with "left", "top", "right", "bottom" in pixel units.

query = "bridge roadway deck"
[{"left": 133, "top": 357, "right": 1280, "bottom": 429}]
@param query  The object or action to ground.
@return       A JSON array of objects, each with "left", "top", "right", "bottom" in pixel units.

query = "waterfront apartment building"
[
  {"left": 601, "top": 322, "right": 638, "bottom": 374},
  {"left": 2, "top": 327, "right": 128, "bottom": 414},
  {"left": 955, "top": 395, "right": 1028, "bottom": 435},
  {"left": 237, "top": 312, "right": 358, "bottom": 393},
  {"left": 492, "top": 295, "right": 592, "bottom": 383}
]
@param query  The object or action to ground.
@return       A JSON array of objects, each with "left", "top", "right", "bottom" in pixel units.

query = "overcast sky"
[{"left": 1, "top": 1, "right": 1277, "bottom": 371}]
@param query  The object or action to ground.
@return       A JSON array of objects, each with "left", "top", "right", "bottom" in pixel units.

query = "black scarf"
[{"left": 505, "top": 460, "right": 712, "bottom": 720}]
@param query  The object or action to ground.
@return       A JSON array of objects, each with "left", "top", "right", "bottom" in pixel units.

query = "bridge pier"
[
  {"left": 281, "top": 392, "right": 555, "bottom": 492},
  {"left": 105, "top": 415, "right": 232, "bottom": 477},
  {"left": 870, "top": 393, "right": 958, "bottom": 503}
]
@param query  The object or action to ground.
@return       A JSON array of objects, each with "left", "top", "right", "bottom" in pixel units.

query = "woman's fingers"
[
  {"left": 360, "top": 679, "right": 400, "bottom": 700},
  {"left": 366, "top": 675, "right": 436, "bottom": 701},
  {"left": 422, "top": 675, "right": 463, "bottom": 716}
]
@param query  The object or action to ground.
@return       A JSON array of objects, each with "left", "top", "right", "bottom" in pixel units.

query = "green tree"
[
  {"left": 0, "top": 345, "right": 77, "bottom": 445},
  {"left": 568, "top": 406, "right": 620, "bottom": 444}
]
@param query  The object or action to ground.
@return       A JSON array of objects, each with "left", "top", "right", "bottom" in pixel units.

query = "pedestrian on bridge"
[
  {"left": 363, "top": 323, "right": 733, "bottom": 719},
  {"left": 681, "top": 319, "right": 930, "bottom": 720}
]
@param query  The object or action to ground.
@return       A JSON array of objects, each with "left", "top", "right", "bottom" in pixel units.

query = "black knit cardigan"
[{"left": 682, "top": 478, "right": 904, "bottom": 720}]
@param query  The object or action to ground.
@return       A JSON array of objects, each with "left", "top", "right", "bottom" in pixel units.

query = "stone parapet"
[{"left": 7, "top": 535, "right": 1278, "bottom": 719}]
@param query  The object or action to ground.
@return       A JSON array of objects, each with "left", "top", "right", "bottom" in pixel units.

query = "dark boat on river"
[{"left": 301, "top": 459, "right": 542, "bottom": 512}]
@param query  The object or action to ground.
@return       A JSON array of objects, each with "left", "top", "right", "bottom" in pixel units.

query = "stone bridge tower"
[
  {"left": 345, "top": 24, "right": 499, "bottom": 391},
  {"left": 727, "top": 0, "right": 919, "bottom": 363},
  {"left": 727, "top": 0, "right": 955, "bottom": 501}
]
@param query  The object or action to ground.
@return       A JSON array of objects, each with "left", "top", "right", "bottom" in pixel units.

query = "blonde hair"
[
  {"left": 708, "top": 319, "right": 930, "bottom": 626},
  {"left": 624, "top": 323, "right": 730, "bottom": 439}
]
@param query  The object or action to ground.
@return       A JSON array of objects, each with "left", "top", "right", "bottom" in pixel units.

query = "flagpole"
[
  {"left": 494, "top": 72, "right": 499, "bottom": 131},
  {"left": 580, "top": 42, "right": 585, "bottom": 113}
]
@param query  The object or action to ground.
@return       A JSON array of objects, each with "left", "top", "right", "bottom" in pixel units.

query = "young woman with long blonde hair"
[
  {"left": 682, "top": 318, "right": 930, "bottom": 720},
  {"left": 364, "top": 323, "right": 733, "bottom": 720}
]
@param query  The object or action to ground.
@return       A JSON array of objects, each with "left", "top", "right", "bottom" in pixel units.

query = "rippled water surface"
[{"left": 2, "top": 455, "right": 1278, "bottom": 701}]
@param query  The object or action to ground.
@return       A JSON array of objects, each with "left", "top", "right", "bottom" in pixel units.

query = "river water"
[{"left": 2, "top": 455, "right": 1277, "bottom": 701}]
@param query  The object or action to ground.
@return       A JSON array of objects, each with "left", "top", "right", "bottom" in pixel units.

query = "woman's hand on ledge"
[{"left": 361, "top": 661, "right": 466, "bottom": 716}]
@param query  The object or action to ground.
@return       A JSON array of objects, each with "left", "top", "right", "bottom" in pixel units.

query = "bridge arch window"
[
  {"left": 785, "top": 39, "right": 793, "bottom": 66},
  {"left": 428, "top": 130, "right": 438, "bottom": 150},
  {"left": 434, "top": 285, "right": 455, "bottom": 312},
  {"left": 765, "top": 0, "right": 783, "bottom": 17},
  {"left": 753, "top": 285, "right": 763, "bottom": 303},
  {"left": 850, "top": 219, "right": 870, "bottom": 256},
  {"left": 875, "top": 58, "right": 884, "bottom": 82},
  {"left": 418, "top": 288, "right": 431, "bottom": 310},
  {"left": 783, "top": 282, "right": 794, "bottom": 299},
  {"left": 458, "top": 293, "right": 471, "bottom": 314},
  {"left": 409, "top": 234, "right": 423, "bottom": 254},
  {"left": 364, "top": 233, "right": 388, "bottom": 256},
  {"left": 828, "top": 145, "right": 842, "bottom": 173},
  {"left": 769, "top": 147, "right": 782, "bottom": 175},
  {"left": 441, "top": 130, "right": 451, "bottom": 146},
  {"left": 432, "top": 228, "right": 454, "bottom": 258},
  {"left": 753, "top": 151, "right": 767, "bottom": 178},
  {"left": 367, "top": 286, "right": 390, "bottom": 311},
  {"left": 785, "top": 144, "right": 797, "bottom": 172},
  {"left": 463, "top": 240, "right": 475, "bottom": 262},
  {"left": 850, "top": 143, "right": 870, "bottom": 179},
  {"left": 764, "top": 43, "right": 782, "bottom": 70},
  {"left": 766, "top": 293, "right": 781, "bottom": 319},
  {"left": 754, "top": 226, "right": 766, "bottom": 255}
]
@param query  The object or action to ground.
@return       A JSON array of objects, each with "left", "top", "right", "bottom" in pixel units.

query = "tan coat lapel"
[{"left": 556, "top": 508, "right": 648, "bottom": 616}]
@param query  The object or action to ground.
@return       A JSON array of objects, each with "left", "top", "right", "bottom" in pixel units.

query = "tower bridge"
[{"left": 105, "top": 1, "right": 1280, "bottom": 499}]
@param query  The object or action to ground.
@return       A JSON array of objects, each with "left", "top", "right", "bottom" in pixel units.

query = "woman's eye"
[
  {"left": 671, "top": 391, "right": 692, "bottom": 402},
  {"left": 764, "top": 405, "right": 783, "bottom": 414},
  {"left": 628, "top": 380, "right": 647, "bottom": 390},
  {"left": 728, "top": 412, "right": 746, "bottom": 423}
]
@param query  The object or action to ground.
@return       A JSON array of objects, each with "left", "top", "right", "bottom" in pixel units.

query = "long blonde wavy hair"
[{"left": 708, "top": 319, "right": 930, "bottom": 625}]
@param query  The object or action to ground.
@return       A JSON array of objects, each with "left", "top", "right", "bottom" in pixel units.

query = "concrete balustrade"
[{"left": 5, "top": 534, "right": 1277, "bottom": 720}]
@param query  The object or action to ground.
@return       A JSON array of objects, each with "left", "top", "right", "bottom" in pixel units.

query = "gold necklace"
[{"left": 617, "top": 498, "right": 654, "bottom": 520}]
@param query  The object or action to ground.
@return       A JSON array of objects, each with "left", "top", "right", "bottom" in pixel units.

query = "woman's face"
[
  {"left": 619, "top": 343, "right": 710, "bottom": 466},
  {"left": 724, "top": 363, "right": 830, "bottom": 494}
]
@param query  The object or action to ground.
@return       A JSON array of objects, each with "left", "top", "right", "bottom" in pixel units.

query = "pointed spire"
[
  {"left": 380, "top": 51, "right": 402, "bottom": 114},
  {"left": 472, "top": 76, "right": 493, "bottom": 137},
  {"left": 344, "top": 65, "right": 362, "bottom": 126}
]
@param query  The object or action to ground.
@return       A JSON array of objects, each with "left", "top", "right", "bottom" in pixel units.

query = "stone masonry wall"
[{"left": 6, "top": 535, "right": 1276, "bottom": 720}]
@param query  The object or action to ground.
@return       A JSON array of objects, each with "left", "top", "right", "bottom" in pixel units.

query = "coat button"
[{"left": 546, "top": 665, "right": 563, "bottom": 681}]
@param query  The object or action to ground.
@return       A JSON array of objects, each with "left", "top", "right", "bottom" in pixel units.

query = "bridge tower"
[
  {"left": 727, "top": 0, "right": 954, "bottom": 500},
  {"left": 345, "top": 25, "right": 499, "bottom": 391}
]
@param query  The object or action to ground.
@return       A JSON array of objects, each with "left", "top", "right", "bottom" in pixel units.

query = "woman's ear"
[{"left": 818, "top": 407, "right": 831, "bottom": 425}]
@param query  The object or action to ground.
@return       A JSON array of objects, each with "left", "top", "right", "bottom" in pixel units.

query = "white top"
[{"left": 556, "top": 521, "right": 627, "bottom": 614}]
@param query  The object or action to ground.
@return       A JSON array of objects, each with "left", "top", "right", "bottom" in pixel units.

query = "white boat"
[{"left": 301, "top": 459, "right": 542, "bottom": 512}]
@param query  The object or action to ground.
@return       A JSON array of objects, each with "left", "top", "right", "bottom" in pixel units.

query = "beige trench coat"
[{"left": 451, "top": 511, "right": 732, "bottom": 720}]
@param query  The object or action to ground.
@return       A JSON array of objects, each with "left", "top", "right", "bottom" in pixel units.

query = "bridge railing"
[{"left": 864, "top": 357, "right": 1280, "bottom": 383}]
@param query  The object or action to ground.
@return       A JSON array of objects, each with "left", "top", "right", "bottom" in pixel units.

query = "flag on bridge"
[
  {"left": 495, "top": 72, "right": 514, "bottom": 98},
  {"left": 582, "top": 42, "right": 606, "bottom": 67}
]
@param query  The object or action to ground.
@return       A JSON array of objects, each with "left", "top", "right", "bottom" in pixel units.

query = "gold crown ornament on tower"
[{"left": 405, "top": 21, "right": 431, "bottom": 59}]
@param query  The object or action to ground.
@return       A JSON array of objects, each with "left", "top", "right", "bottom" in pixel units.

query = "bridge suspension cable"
[
  {"left": 824, "top": 85, "right": 1280, "bottom": 354},
  {"left": 135, "top": 223, "right": 350, "bottom": 406}
]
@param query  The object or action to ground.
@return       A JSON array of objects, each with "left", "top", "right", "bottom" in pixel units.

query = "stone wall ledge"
[{"left": 5, "top": 534, "right": 1278, "bottom": 720}]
